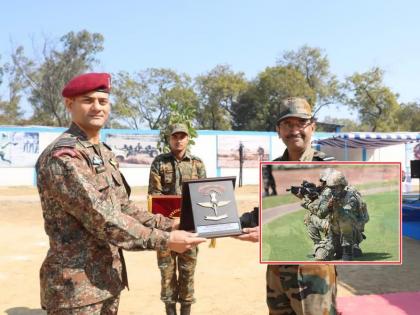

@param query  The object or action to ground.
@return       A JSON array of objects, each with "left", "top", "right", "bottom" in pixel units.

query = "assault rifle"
[{"left": 286, "top": 180, "right": 321, "bottom": 201}]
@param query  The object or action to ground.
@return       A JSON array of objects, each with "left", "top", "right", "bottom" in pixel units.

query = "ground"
[{"left": 0, "top": 185, "right": 418, "bottom": 315}]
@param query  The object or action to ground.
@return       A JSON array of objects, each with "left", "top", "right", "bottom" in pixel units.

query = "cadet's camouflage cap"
[
  {"left": 277, "top": 97, "right": 313, "bottom": 124},
  {"left": 168, "top": 123, "right": 189, "bottom": 136}
]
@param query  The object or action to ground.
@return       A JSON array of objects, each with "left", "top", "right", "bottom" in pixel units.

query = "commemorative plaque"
[{"left": 179, "top": 176, "right": 242, "bottom": 238}]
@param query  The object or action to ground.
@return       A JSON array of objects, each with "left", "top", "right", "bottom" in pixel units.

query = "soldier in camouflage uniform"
[
  {"left": 36, "top": 73, "right": 205, "bottom": 315},
  {"left": 326, "top": 170, "right": 367, "bottom": 261},
  {"left": 262, "top": 164, "right": 277, "bottom": 197},
  {"left": 300, "top": 169, "right": 340, "bottom": 260},
  {"left": 148, "top": 123, "right": 206, "bottom": 315},
  {"left": 237, "top": 98, "right": 338, "bottom": 314},
  {"left": 269, "top": 97, "right": 338, "bottom": 315}
]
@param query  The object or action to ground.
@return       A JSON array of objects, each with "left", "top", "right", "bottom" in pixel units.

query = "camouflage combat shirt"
[
  {"left": 148, "top": 152, "right": 206, "bottom": 195},
  {"left": 36, "top": 123, "right": 173, "bottom": 310},
  {"left": 267, "top": 145, "right": 338, "bottom": 315}
]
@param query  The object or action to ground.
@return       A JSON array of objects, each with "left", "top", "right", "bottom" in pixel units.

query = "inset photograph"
[{"left": 260, "top": 162, "right": 401, "bottom": 264}]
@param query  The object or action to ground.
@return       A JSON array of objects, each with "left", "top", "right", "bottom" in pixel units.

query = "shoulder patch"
[{"left": 52, "top": 148, "right": 80, "bottom": 159}]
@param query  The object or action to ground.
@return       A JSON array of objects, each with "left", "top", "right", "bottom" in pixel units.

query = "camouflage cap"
[
  {"left": 168, "top": 123, "right": 189, "bottom": 136},
  {"left": 277, "top": 97, "right": 313, "bottom": 124}
]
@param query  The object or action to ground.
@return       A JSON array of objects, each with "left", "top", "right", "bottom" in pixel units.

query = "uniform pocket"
[{"left": 95, "top": 173, "right": 110, "bottom": 192}]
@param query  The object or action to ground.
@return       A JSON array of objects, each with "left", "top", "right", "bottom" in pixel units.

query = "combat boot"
[
  {"left": 165, "top": 303, "right": 177, "bottom": 315},
  {"left": 341, "top": 245, "right": 353, "bottom": 261},
  {"left": 180, "top": 304, "right": 191, "bottom": 315}
]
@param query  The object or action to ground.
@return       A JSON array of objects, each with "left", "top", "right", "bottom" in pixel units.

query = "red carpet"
[{"left": 338, "top": 291, "right": 420, "bottom": 315}]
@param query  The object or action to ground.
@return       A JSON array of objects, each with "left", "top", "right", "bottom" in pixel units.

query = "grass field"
[
  {"left": 262, "top": 190, "right": 400, "bottom": 262},
  {"left": 261, "top": 179, "right": 399, "bottom": 209}
]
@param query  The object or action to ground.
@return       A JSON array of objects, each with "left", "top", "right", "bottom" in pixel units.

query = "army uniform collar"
[
  {"left": 67, "top": 122, "right": 95, "bottom": 148},
  {"left": 280, "top": 146, "right": 316, "bottom": 161},
  {"left": 169, "top": 151, "right": 192, "bottom": 162}
]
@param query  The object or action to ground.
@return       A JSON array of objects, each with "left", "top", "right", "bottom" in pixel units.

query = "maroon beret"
[{"left": 62, "top": 72, "right": 111, "bottom": 97}]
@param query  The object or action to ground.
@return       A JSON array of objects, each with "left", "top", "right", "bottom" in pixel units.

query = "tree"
[
  {"left": 11, "top": 30, "right": 104, "bottom": 126},
  {"left": 233, "top": 66, "right": 315, "bottom": 131},
  {"left": 341, "top": 67, "right": 400, "bottom": 132},
  {"left": 157, "top": 102, "right": 198, "bottom": 153},
  {"left": 320, "top": 116, "right": 369, "bottom": 132},
  {"left": 112, "top": 68, "right": 198, "bottom": 130},
  {"left": 396, "top": 102, "right": 420, "bottom": 131},
  {"left": 0, "top": 55, "right": 25, "bottom": 125},
  {"left": 277, "top": 45, "right": 340, "bottom": 116},
  {"left": 195, "top": 65, "right": 248, "bottom": 130}
]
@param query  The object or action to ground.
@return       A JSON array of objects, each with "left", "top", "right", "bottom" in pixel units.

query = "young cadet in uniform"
[
  {"left": 148, "top": 123, "right": 206, "bottom": 315},
  {"left": 237, "top": 97, "right": 338, "bottom": 315},
  {"left": 36, "top": 73, "right": 206, "bottom": 315}
]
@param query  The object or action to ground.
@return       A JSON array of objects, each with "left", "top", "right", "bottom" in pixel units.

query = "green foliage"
[
  {"left": 320, "top": 116, "right": 370, "bottom": 132},
  {"left": 233, "top": 66, "right": 315, "bottom": 131},
  {"left": 277, "top": 45, "right": 340, "bottom": 116},
  {"left": 195, "top": 64, "right": 248, "bottom": 130},
  {"left": 341, "top": 67, "right": 400, "bottom": 131},
  {"left": 112, "top": 68, "right": 198, "bottom": 130},
  {"left": 157, "top": 102, "right": 197, "bottom": 153},
  {"left": 396, "top": 102, "right": 420, "bottom": 131},
  {"left": 11, "top": 30, "right": 104, "bottom": 126},
  {"left": 0, "top": 54, "right": 25, "bottom": 125},
  {"left": 2, "top": 33, "right": 418, "bottom": 132},
  {"left": 262, "top": 191, "right": 400, "bottom": 262}
]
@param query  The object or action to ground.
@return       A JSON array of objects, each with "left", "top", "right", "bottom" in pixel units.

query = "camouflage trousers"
[
  {"left": 157, "top": 246, "right": 198, "bottom": 305},
  {"left": 266, "top": 265, "right": 337, "bottom": 315},
  {"left": 306, "top": 214, "right": 329, "bottom": 245},
  {"left": 306, "top": 215, "right": 342, "bottom": 261},
  {"left": 47, "top": 295, "right": 119, "bottom": 315}
]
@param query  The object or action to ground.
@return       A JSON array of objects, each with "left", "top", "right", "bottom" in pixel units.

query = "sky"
[{"left": 1, "top": 0, "right": 419, "bottom": 121}]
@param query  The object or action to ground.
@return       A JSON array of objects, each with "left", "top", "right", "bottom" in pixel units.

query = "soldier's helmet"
[
  {"left": 326, "top": 170, "right": 348, "bottom": 187},
  {"left": 320, "top": 168, "right": 334, "bottom": 182}
]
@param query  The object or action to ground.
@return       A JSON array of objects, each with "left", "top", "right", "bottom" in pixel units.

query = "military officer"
[
  {"left": 326, "top": 170, "right": 366, "bottom": 261},
  {"left": 300, "top": 168, "right": 340, "bottom": 260},
  {"left": 36, "top": 73, "right": 206, "bottom": 315},
  {"left": 148, "top": 123, "right": 206, "bottom": 315},
  {"left": 236, "top": 97, "right": 338, "bottom": 314}
]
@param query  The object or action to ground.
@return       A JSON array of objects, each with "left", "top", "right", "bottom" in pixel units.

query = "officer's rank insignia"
[{"left": 95, "top": 165, "right": 106, "bottom": 174}]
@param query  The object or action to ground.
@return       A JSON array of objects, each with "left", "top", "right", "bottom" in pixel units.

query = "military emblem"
[{"left": 197, "top": 190, "right": 230, "bottom": 221}]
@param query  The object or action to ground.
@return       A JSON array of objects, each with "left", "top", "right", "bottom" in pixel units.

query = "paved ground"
[{"left": 0, "top": 185, "right": 418, "bottom": 315}]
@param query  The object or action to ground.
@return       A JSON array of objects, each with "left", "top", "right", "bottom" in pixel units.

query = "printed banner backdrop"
[
  {"left": 217, "top": 135, "right": 270, "bottom": 168},
  {"left": 0, "top": 131, "right": 40, "bottom": 167},
  {"left": 105, "top": 133, "right": 160, "bottom": 167}
]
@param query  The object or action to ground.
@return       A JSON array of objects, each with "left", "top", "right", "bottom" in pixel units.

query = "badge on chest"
[{"left": 91, "top": 154, "right": 106, "bottom": 174}]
